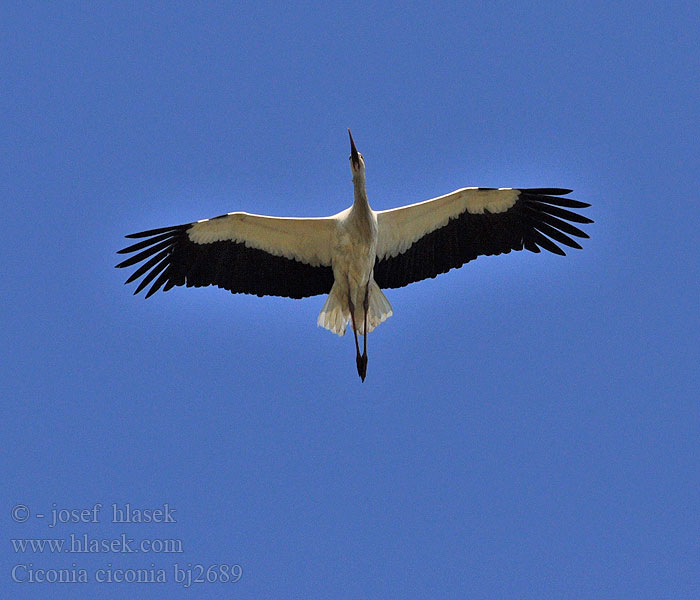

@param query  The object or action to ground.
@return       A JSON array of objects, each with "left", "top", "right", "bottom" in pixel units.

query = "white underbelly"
[
  {"left": 331, "top": 211, "right": 378, "bottom": 298},
  {"left": 333, "top": 234, "right": 375, "bottom": 287}
]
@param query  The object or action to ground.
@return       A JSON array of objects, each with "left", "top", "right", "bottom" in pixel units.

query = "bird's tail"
[
  {"left": 317, "top": 283, "right": 349, "bottom": 336},
  {"left": 317, "top": 279, "right": 393, "bottom": 337},
  {"left": 362, "top": 279, "right": 393, "bottom": 335}
]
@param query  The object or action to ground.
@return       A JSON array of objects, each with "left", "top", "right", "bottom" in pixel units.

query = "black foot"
[{"left": 356, "top": 353, "right": 368, "bottom": 382}]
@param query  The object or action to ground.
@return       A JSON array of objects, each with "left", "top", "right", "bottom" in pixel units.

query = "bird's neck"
[{"left": 352, "top": 173, "right": 371, "bottom": 214}]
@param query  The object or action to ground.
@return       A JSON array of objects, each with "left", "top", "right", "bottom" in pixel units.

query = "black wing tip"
[
  {"left": 116, "top": 225, "right": 188, "bottom": 294},
  {"left": 520, "top": 187, "right": 588, "bottom": 202},
  {"left": 522, "top": 192, "right": 592, "bottom": 210},
  {"left": 124, "top": 224, "right": 189, "bottom": 239},
  {"left": 518, "top": 188, "right": 593, "bottom": 256},
  {"left": 523, "top": 187, "right": 573, "bottom": 196},
  {"left": 559, "top": 199, "right": 592, "bottom": 209}
]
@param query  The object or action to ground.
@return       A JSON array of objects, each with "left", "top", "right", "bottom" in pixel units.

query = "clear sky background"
[{"left": 2, "top": 2, "right": 698, "bottom": 598}]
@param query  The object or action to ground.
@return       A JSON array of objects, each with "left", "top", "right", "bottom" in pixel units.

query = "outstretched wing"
[
  {"left": 374, "top": 188, "right": 592, "bottom": 289},
  {"left": 116, "top": 212, "right": 336, "bottom": 299}
]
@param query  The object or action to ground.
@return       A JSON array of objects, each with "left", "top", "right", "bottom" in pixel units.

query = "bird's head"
[{"left": 348, "top": 129, "right": 365, "bottom": 176}]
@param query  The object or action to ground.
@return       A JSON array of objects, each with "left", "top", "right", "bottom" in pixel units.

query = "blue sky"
[{"left": 2, "top": 2, "right": 698, "bottom": 598}]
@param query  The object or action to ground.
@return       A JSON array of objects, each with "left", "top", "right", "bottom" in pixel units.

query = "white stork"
[{"left": 117, "top": 130, "right": 592, "bottom": 381}]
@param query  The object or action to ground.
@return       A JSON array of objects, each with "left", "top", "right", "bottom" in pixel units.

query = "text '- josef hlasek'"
[{"left": 39, "top": 503, "right": 176, "bottom": 528}]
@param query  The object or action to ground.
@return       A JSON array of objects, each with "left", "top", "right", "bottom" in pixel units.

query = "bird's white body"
[
  {"left": 319, "top": 175, "right": 392, "bottom": 336},
  {"left": 117, "top": 130, "right": 592, "bottom": 381}
]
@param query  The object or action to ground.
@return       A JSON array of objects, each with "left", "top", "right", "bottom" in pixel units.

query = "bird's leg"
[
  {"left": 348, "top": 293, "right": 364, "bottom": 381},
  {"left": 358, "top": 282, "right": 369, "bottom": 380}
]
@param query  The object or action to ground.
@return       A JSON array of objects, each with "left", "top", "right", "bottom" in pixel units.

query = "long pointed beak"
[{"left": 348, "top": 129, "right": 360, "bottom": 168}]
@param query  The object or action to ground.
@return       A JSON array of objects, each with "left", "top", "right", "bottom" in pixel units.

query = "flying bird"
[{"left": 117, "top": 130, "right": 592, "bottom": 381}]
